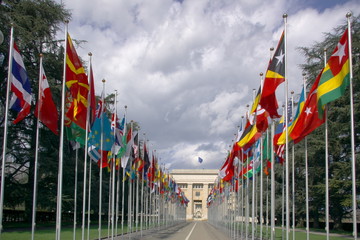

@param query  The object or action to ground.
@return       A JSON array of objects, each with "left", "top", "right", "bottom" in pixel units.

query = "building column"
[{"left": 187, "top": 183, "right": 193, "bottom": 220}]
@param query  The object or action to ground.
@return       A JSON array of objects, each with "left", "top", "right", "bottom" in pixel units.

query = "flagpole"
[
  {"left": 98, "top": 79, "right": 106, "bottom": 240},
  {"left": 108, "top": 166, "right": 112, "bottom": 239},
  {"left": 303, "top": 73, "right": 310, "bottom": 240},
  {"left": 0, "top": 25, "right": 14, "bottom": 236},
  {"left": 135, "top": 136, "right": 140, "bottom": 233},
  {"left": 81, "top": 52, "right": 92, "bottom": 240},
  {"left": 111, "top": 90, "right": 117, "bottom": 240},
  {"left": 86, "top": 154, "right": 92, "bottom": 240},
  {"left": 128, "top": 157, "right": 132, "bottom": 236},
  {"left": 270, "top": 120, "right": 275, "bottom": 240},
  {"left": 115, "top": 152, "right": 121, "bottom": 236},
  {"left": 240, "top": 116, "right": 244, "bottom": 240},
  {"left": 259, "top": 72, "right": 264, "bottom": 240},
  {"left": 73, "top": 146, "right": 79, "bottom": 240},
  {"left": 282, "top": 13, "right": 290, "bottom": 240},
  {"left": 291, "top": 90, "right": 295, "bottom": 240},
  {"left": 245, "top": 107, "right": 250, "bottom": 240},
  {"left": 31, "top": 53, "right": 44, "bottom": 240},
  {"left": 240, "top": 149, "right": 244, "bottom": 240},
  {"left": 121, "top": 166, "right": 125, "bottom": 235},
  {"left": 346, "top": 12, "right": 357, "bottom": 240},
  {"left": 323, "top": 47, "right": 330, "bottom": 240},
  {"left": 252, "top": 141, "right": 256, "bottom": 240},
  {"left": 121, "top": 105, "right": 127, "bottom": 236},
  {"left": 128, "top": 121, "right": 134, "bottom": 237},
  {"left": 281, "top": 139, "right": 285, "bottom": 240},
  {"left": 55, "top": 20, "right": 69, "bottom": 240},
  {"left": 266, "top": 129, "right": 270, "bottom": 239},
  {"left": 260, "top": 135, "right": 264, "bottom": 240},
  {"left": 140, "top": 133, "right": 146, "bottom": 237}
]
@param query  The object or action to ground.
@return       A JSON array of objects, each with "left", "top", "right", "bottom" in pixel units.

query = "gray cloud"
[{"left": 59, "top": 0, "right": 359, "bottom": 170}]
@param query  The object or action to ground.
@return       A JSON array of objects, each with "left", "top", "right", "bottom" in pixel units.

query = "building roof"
[{"left": 170, "top": 169, "right": 219, "bottom": 175}]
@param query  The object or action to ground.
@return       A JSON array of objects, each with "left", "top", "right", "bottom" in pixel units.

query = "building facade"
[{"left": 170, "top": 169, "right": 218, "bottom": 220}]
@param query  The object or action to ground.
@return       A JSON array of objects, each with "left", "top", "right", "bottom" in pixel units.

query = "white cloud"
[{"left": 59, "top": 0, "right": 359, "bottom": 170}]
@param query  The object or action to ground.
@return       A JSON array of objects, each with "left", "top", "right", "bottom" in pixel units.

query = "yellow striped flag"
[
  {"left": 317, "top": 28, "right": 350, "bottom": 117},
  {"left": 277, "top": 86, "right": 305, "bottom": 145}
]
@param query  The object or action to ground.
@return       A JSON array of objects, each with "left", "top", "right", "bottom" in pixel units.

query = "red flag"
[
  {"left": 88, "top": 62, "right": 96, "bottom": 127},
  {"left": 97, "top": 150, "right": 109, "bottom": 168},
  {"left": 260, "top": 31, "right": 285, "bottom": 118},
  {"left": 35, "top": 62, "right": 59, "bottom": 135},
  {"left": 219, "top": 153, "right": 235, "bottom": 182},
  {"left": 65, "top": 33, "right": 89, "bottom": 129},
  {"left": 290, "top": 72, "right": 326, "bottom": 143}
]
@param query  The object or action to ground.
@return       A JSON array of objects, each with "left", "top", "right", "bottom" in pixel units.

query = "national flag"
[
  {"left": 9, "top": 42, "right": 31, "bottom": 124},
  {"left": 237, "top": 123, "right": 261, "bottom": 151},
  {"left": 88, "top": 146, "right": 109, "bottom": 168},
  {"left": 248, "top": 87, "right": 261, "bottom": 126},
  {"left": 66, "top": 122, "right": 86, "bottom": 145},
  {"left": 255, "top": 104, "right": 270, "bottom": 133},
  {"left": 290, "top": 72, "right": 326, "bottom": 143},
  {"left": 147, "top": 154, "right": 156, "bottom": 189},
  {"left": 240, "top": 138, "right": 262, "bottom": 179},
  {"left": 121, "top": 126, "right": 134, "bottom": 168},
  {"left": 88, "top": 112, "right": 114, "bottom": 151},
  {"left": 143, "top": 141, "right": 150, "bottom": 174},
  {"left": 273, "top": 116, "right": 285, "bottom": 164},
  {"left": 250, "top": 87, "right": 270, "bottom": 133},
  {"left": 65, "top": 33, "right": 89, "bottom": 129},
  {"left": 88, "top": 62, "right": 96, "bottom": 127},
  {"left": 259, "top": 31, "right": 285, "bottom": 118},
  {"left": 317, "top": 29, "right": 350, "bottom": 117},
  {"left": 198, "top": 157, "right": 203, "bottom": 164},
  {"left": 35, "top": 61, "right": 59, "bottom": 135},
  {"left": 110, "top": 113, "right": 123, "bottom": 154},
  {"left": 132, "top": 132, "right": 139, "bottom": 156},
  {"left": 219, "top": 153, "right": 235, "bottom": 182},
  {"left": 277, "top": 86, "right": 305, "bottom": 145},
  {"left": 95, "top": 94, "right": 104, "bottom": 119}
]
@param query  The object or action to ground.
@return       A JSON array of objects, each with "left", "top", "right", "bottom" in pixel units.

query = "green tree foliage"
[
  {"left": 293, "top": 15, "right": 360, "bottom": 230},
  {"left": 0, "top": 0, "right": 70, "bottom": 222}
]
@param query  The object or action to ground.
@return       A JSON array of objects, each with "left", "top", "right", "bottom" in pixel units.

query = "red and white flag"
[{"left": 35, "top": 62, "right": 59, "bottom": 135}]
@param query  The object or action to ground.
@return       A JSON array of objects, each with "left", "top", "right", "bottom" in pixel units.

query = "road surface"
[{"left": 113, "top": 221, "right": 231, "bottom": 240}]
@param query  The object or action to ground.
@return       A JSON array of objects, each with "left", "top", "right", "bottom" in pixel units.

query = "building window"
[
  {"left": 208, "top": 184, "right": 214, "bottom": 189},
  {"left": 178, "top": 183, "right": 187, "bottom": 189},
  {"left": 195, "top": 191, "right": 200, "bottom": 197},
  {"left": 193, "top": 184, "right": 203, "bottom": 189}
]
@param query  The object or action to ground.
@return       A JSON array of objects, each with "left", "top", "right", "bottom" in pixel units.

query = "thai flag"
[{"left": 9, "top": 42, "right": 32, "bottom": 124}]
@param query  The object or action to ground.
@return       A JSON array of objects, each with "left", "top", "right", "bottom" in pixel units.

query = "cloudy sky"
[{"left": 57, "top": 0, "right": 359, "bottom": 170}]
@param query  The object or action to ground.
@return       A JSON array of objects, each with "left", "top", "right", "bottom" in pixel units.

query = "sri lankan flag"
[
  {"left": 317, "top": 28, "right": 350, "bottom": 117},
  {"left": 259, "top": 31, "right": 285, "bottom": 118},
  {"left": 65, "top": 33, "right": 89, "bottom": 129}
]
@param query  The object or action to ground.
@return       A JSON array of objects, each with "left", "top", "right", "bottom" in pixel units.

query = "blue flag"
[
  {"left": 88, "top": 112, "right": 114, "bottom": 151},
  {"left": 198, "top": 157, "right": 203, "bottom": 163}
]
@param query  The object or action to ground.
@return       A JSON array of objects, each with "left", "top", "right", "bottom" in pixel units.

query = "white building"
[{"left": 170, "top": 169, "right": 218, "bottom": 220}]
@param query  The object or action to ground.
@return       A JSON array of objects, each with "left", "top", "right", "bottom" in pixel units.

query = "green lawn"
[
  {"left": 2, "top": 224, "right": 128, "bottom": 240},
  {"left": 1, "top": 223, "right": 354, "bottom": 240},
  {"left": 230, "top": 224, "right": 353, "bottom": 240}
]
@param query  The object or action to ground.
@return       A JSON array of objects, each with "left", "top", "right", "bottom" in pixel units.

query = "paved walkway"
[{"left": 112, "top": 221, "right": 231, "bottom": 240}]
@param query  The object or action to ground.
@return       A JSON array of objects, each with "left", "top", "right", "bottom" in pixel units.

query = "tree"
[
  {"left": 0, "top": 0, "right": 70, "bottom": 222},
  {"left": 296, "top": 15, "right": 360, "bottom": 230}
]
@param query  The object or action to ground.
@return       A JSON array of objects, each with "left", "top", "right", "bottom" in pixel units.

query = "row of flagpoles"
[
  {"left": 207, "top": 13, "right": 357, "bottom": 240},
  {"left": 1, "top": 22, "right": 189, "bottom": 239}
]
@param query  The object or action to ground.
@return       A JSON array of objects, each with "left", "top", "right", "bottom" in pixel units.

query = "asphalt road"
[{"left": 113, "top": 221, "right": 231, "bottom": 240}]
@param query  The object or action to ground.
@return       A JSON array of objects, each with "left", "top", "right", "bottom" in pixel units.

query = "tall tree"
[
  {"left": 296, "top": 15, "right": 360, "bottom": 230},
  {"left": 0, "top": 0, "right": 70, "bottom": 222}
]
